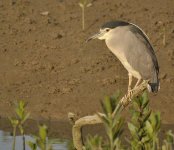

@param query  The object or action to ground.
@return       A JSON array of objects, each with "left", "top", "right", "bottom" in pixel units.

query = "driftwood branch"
[
  {"left": 68, "top": 81, "right": 148, "bottom": 150},
  {"left": 69, "top": 114, "right": 103, "bottom": 150}
]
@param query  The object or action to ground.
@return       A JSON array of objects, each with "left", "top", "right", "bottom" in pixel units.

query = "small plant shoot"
[
  {"left": 28, "top": 125, "right": 52, "bottom": 150},
  {"left": 9, "top": 100, "right": 30, "bottom": 150},
  {"left": 78, "top": 0, "right": 92, "bottom": 30}
]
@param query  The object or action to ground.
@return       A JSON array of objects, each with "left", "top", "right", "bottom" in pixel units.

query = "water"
[{"left": 0, "top": 130, "right": 68, "bottom": 150}]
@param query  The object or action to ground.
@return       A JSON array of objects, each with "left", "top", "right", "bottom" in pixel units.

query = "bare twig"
[{"left": 69, "top": 81, "right": 148, "bottom": 150}]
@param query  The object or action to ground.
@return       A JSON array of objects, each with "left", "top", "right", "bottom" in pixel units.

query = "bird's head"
[{"left": 86, "top": 21, "right": 129, "bottom": 42}]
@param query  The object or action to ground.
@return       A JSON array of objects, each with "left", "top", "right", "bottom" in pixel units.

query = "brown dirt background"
[{"left": 0, "top": 0, "right": 174, "bottom": 129}]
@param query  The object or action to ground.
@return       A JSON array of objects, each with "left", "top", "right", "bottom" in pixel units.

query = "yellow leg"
[
  {"left": 128, "top": 73, "right": 133, "bottom": 92},
  {"left": 133, "top": 78, "right": 142, "bottom": 89}
]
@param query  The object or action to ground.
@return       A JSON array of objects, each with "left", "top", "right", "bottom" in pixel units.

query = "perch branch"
[
  {"left": 119, "top": 80, "right": 148, "bottom": 107},
  {"left": 68, "top": 81, "right": 148, "bottom": 150}
]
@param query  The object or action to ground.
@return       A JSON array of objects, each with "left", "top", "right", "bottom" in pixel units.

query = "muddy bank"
[{"left": 0, "top": 0, "right": 174, "bottom": 126}]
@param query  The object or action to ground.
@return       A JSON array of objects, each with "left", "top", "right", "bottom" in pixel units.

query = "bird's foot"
[
  {"left": 128, "top": 88, "right": 134, "bottom": 97},
  {"left": 121, "top": 89, "right": 134, "bottom": 106}
]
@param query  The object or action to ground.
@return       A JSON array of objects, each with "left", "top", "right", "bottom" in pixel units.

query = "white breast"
[{"left": 106, "top": 40, "right": 142, "bottom": 79}]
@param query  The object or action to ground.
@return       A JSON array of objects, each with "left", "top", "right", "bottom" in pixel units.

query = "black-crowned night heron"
[{"left": 87, "top": 21, "right": 159, "bottom": 93}]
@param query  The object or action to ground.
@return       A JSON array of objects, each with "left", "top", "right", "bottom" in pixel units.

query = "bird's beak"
[{"left": 86, "top": 31, "right": 104, "bottom": 42}]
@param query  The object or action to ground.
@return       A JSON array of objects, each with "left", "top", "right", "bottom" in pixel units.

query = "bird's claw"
[
  {"left": 128, "top": 88, "right": 134, "bottom": 97},
  {"left": 121, "top": 89, "right": 134, "bottom": 106}
]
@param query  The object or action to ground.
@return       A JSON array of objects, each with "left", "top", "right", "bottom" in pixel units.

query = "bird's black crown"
[{"left": 101, "top": 21, "right": 130, "bottom": 29}]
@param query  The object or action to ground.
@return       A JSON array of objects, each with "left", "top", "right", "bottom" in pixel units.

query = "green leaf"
[
  {"left": 148, "top": 112, "right": 161, "bottom": 133},
  {"left": 162, "top": 144, "right": 167, "bottom": 150},
  {"left": 142, "top": 99, "right": 149, "bottom": 109},
  {"left": 86, "top": 3, "right": 92, "bottom": 7},
  {"left": 98, "top": 114, "right": 110, "bottom": 126},
  {"left": 142, "top": 91, "right": 148, "bottom": 106},
  {"left": 85, "top": 135, "right": 103, "bottom": 150},
  {"left": 145, "top": 121, "right": 153, "bottom": 136},
  {"left": 15, "top": 108, "right": 23, "bottom": 119},
  {"left": 39, "top": 125, "right": 47, "bottom": 141},
  {"left": 79, "top": 0, "right": 89, "bottom": 7},
  {"left": 128, "top": 122, "right": 139, "bottom": 139},
  {"left": 27, "top": 141, "right": 37, "bottom": 150},
  {"left": 101, "top": 96, "right": 112, "bottom": 115},
  {"left": 142, "top": 110, "right": 151, "bottom": 123},
  {"left": 154, "top": 112, "right": 161, "bottom": 130},
  {"left": 132, "top": 100, "right": 140, "bottom": 111},
  {"left": 8, "top": 117, "right": 19, "bottom": 127},
  {"left": 141, "top": 135, "right": 151, "bottom": 144},
  {"left": 18, "top": 124, "right": 24, "bottom": 134},
  {"left": 21, "top": 112, "right": 30, "bottom": 124},
  {"left": 134, "top": 96, "right": 141, "bottom": 108},
  {"left": 166, "top": 130, "right": 174, "bottom": 143},
  {"left": 78, "top": 3, "right": 84, "bottom": 8}
]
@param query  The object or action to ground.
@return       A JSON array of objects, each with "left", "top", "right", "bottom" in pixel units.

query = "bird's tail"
[
  {"left": 147, "top": 82, "right": 160, "bottom": 93},
  {"left": 147, "top": 72, "right": 160, "bottom": 93}
]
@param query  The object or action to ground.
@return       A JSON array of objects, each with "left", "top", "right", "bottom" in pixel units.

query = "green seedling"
[
  {"left": 16, "top": 101, "right": 30, "bottom": 150},
  {"left": 162, "top": 130, "right": 174, "bottom": 150},
  {"left": 28, "top": 125, "right": 52, "bottom": 150},
  {"left": 98, "top": 94, "right": 124, "bottom": 150},
  {"left": 85, "top": 135, "right": 103, "bottom": 150},
  {"left": 9, "top": 100, "right": 30, "bottom": 150},
  {"left": 9, "top": 118, "right": 19, "bottom": 150},
  {"left": 78, "top": 0, "right": 92, "bottom": 30}
]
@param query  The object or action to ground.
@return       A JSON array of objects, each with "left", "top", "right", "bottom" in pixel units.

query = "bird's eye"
[{"left": 106, "top": 29, "right": 110, "bottom": 32}]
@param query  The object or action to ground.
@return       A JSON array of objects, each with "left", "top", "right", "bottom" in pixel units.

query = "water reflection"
[{"left": 0, "top": 130, "right": 68, "bottom": 150}]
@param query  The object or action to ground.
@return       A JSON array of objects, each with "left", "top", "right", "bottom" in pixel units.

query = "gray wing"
[
  {"left": 119, "top": 24, "right": 159, "bottom": 81},
  {"left": 129, "top": 24, "right": 159, "bottom": 74}
]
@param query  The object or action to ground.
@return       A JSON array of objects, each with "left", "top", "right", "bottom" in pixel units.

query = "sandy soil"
[{"left": 0, "top": 0, "right": 174, "bottom": 128}]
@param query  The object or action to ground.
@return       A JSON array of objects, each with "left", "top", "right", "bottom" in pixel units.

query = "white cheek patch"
[
  {"left": 98, "top": 32, "right": 111, "bottom": 40},
  {"left": 98, "top": 36, "right": 106, "bottom": 40}
]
